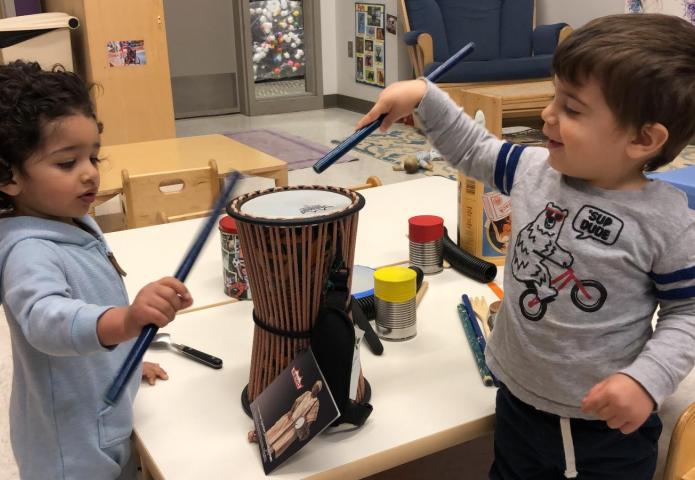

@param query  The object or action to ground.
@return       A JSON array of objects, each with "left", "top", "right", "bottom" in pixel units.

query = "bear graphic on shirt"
[{"left": 512, "top": 202, "right": 574, "bottom": 301}]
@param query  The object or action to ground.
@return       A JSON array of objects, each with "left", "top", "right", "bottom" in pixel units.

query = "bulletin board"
[{"left": 355, "top": 3, "right": 385, "bottom": 87}]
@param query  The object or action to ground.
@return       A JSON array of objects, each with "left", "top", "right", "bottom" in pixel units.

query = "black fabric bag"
[{"left": 310, "top": 267, "right": 372, "bottom": 427}]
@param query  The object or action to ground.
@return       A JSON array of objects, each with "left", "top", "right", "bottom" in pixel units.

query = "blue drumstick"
[
  {"left": 312, "top": 41, "right": 475, "bottom": 174},
  {"left": 461, "top": 294, "right": 486, "bottom": 354},
  {"left": 105, "top": 171, "right": 242, "bottom": 405}
]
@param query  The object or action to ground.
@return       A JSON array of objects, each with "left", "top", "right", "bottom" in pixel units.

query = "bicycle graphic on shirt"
[{"left": 519, "top": 256, "right": 607, "bottom": 321}]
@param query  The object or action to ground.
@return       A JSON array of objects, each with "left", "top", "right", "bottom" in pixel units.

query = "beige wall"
[
  {"left": 321, "top": 0, "right": 337, "bottom": 94},
  {"left": 537, "top": 0, "right": 624, "bottom": 28}
]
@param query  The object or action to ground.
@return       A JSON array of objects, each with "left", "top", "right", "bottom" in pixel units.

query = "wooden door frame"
[{"left": 233, "top": 0, "right": 323, "bottom": 116}]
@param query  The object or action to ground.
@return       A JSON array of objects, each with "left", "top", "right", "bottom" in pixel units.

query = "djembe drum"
[{"left": 227, "top": 185, "right": 369, "bottom": 415}]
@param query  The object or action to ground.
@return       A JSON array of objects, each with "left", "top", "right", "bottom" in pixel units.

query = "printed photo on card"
[{"left": 250, "top": 349, "right": 340, "bottom": 474}]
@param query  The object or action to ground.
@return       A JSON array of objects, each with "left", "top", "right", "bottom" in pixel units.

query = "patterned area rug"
[
  {"left": 331, "top": 124, "right": 459, "bottom": 180},
  {"left": 224, "top": 128, "right": 357, "bottom": 170},
  {"left": 658, "top": 144, "right": 695, "bottom": 172},
  {"left": 333, "top": 125, "right": 695, "bottom": 179}
]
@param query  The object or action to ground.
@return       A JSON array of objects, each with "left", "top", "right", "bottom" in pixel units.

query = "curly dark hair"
[{"left": 0, "top": 60, "right": 102, "bottom": 212}]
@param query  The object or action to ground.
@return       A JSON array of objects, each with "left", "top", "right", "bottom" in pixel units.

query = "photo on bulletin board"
[
  {"left": 356, "top": 36, "right": 365, "bottom": 54},
  {"left": 355, "top": 3, "right": 385, "bottom": 87},
  {"left": 356, "top": 56, "right": 364, "bottom": 80},
  {"left": 357, "top": 11, "right": 366, "bottom": 34}
]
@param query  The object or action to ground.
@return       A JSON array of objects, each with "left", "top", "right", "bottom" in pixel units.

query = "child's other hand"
[
  {"left": 125, "top": 277, "right": 193, "bottom": 337},
  {"left": 142, "top": 361, "right": 168, "bottom": 385},
  {"left": 581, "top": 373, "right": 654, "bottom": 434},
  {"left": 356, "top": 79, "right": 428, "bottom": 132}
]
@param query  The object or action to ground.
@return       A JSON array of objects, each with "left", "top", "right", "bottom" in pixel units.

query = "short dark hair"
[
  {"left": 0, "top": 61, "right": 102, "bottom": 211},
  {"left": 553, "top": 14, "right": 695, "bottom": 171}
]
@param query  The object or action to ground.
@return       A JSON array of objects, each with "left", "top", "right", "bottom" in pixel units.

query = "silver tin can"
[
  {"left": 408, "top": 215, "right": 444, "bottom": 274},
  {"left": 409, "top": 238, "right": 444, "bottom": 274},
  {"left": 219, "top": 216, "right": 251, "bottom": 300},
  {"left": 375, "top": 297, "right": 417, "bottom": 341}
]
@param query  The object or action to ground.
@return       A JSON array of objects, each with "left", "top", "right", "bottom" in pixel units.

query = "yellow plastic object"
[{"left": 374, "top": 266, "right": 417, "bottom": 303}]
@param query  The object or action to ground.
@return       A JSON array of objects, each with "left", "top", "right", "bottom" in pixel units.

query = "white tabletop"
[
  {"left": 134, "top": 267, "right": 500, "bottom": 480},
  {"left": 104, "top": 177, "right": 459, "bottom": 312}
]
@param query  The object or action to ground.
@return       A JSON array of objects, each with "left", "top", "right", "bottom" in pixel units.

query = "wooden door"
[{"left": 44, "top": 0, "right": 176, "bottom": 145}]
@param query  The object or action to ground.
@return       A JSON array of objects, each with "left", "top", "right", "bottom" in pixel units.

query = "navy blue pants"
[{"left": 490, "top": 383, "right": 661, "bottom": 480}]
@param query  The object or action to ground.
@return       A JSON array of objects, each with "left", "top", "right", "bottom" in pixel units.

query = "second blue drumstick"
[{"left": 105, "top": 171, "right": 242, "bottom": 405}]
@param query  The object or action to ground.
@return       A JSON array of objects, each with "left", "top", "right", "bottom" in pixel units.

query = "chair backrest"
[
  {"left": 121, "top": 159, "right": 220, "bottom": 228},
  {"left": 664, "top": 401, "right": 695, "bottom": 480},
  {"left": 402, "top": 0, "right": 534, "bottom": 62}
]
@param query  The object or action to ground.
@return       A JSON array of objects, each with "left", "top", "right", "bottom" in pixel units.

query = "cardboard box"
[{"left": 457, "top": 173, "right": 510, "bottom": 266}]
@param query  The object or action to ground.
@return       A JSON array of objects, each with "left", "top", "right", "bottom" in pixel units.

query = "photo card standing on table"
[
  {"left": 355, "top": 3, "right": 385, "bottom": 87},
  {"left": 250, "top": 349, "right": 340, "bottom": 474}
]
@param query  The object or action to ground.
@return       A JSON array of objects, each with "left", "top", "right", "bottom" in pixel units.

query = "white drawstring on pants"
[{"left": 560, "top": 417, "right": 578, "bottom": 478}]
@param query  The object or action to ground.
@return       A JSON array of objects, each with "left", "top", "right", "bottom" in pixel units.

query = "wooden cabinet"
[{"left": 43, "top": 0, "right": 175, "bottom": 146}]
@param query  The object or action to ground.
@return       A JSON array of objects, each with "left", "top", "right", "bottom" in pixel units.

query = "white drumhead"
[{"left": 240, "top": 189, "right": 352, "bottom": 219}]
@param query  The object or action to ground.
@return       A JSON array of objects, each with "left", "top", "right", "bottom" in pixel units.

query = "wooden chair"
[
  {"left": 121, "top": 159, "right": 220, "bottom": 228},
  {"left": 350, "top": 176, "right": 383, "bottom": 191},
  {"left": 664, "top": 401, "right": 695, "bottom": 480}
]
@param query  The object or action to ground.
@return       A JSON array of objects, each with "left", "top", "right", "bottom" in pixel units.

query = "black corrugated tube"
[{"left": 442, "top": 226, "right": 497, "bottom": 283}]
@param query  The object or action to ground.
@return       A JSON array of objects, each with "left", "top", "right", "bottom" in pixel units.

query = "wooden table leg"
[
  {"left": 132, "top": 431, "right": 164, "bottom": 480},
  {"left": 264, "top": 167, "right": 289, "bottom": 187}
]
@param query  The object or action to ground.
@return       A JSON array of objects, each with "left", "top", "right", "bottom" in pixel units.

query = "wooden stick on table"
[{"left": 416, "top": 281, "right": 429, "bottom": 308}]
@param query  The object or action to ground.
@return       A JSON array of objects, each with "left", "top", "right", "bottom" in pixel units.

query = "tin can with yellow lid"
[{"left": 373, "top": 266, "right": 417, "bottom": 341}]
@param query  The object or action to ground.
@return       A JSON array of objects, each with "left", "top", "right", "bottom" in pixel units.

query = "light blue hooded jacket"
[{"left": 0, "top": 215, "right": 140, "bottom": 479}]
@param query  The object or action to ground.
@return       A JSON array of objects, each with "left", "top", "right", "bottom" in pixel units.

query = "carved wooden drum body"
[{"left": 227, "top": 186, "right": 368, "bottom": 413}]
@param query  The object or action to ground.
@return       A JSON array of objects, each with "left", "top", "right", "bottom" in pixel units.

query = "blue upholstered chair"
[{"left": 399, "top": 0, "right": 571, "bottom": 84}]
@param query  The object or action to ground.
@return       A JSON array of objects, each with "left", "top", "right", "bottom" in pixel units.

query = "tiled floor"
[
  {"left": 174, "top": 107, "right": 428, "bottom": 189},
  {"left": 0, "top": 308, "right": 15, "bottom": 480},
  {"left": 93, "top": 108, "right": 428, "bottom": 223}
]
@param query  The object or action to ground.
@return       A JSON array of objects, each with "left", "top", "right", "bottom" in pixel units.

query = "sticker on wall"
[
  {"left": 355, "top": 3, "right": 385, "bottom": 87},
  {"left": 107, "top": 40, "right": 146, "bottom": 67},
  {"left": 386, "top": 14, "right": 397, "bottom": 35}
]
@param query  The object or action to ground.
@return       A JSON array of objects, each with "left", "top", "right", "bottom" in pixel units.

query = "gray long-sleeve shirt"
[{"left": 417, "top": 81, "right": 695, "bottom": 419}]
